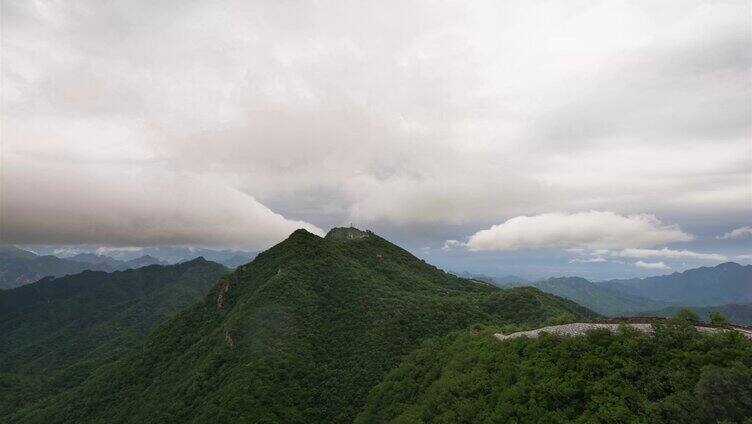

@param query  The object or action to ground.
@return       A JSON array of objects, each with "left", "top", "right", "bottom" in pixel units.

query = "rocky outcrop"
[
  {"left": 216, "top": 274, "right": 238, "bottom": 309},
  {"left": 224, "top": 329, "right": 236, "bottom": 348}
]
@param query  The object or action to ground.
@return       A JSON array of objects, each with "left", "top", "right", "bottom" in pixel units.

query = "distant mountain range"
[
  {"left": 491, "top": 262, "right": 751, "bottom": 321},
  {"left": 0, "top": 246, "right": 112, "bottom": 290},
  {"left": 0, "top": 245, "right": 256, "bottom": 290},
  {"left": 637, "top": 303, "right": 752, "bottom": 325},
  {"left": 601, "top": 262, "right": 751, "bottom": 306},
  {"left": 68, "top": 252, "right": 168, "bottom": 269},
  {"left": 62, "top": 247, "right": 257, "bottom": 269},
  {"left": 497, "top": 276, "right": 668, "bottom": 316},
  {"left": 105, "top": 246, "right": 257, "bottom": 268}
]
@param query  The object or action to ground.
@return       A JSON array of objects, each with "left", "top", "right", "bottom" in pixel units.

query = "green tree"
[
  {"left": 695, "top": 363, "right": 752, "bottom": 422},
  {"left": 709, "top": 311, "right": 729, "bottom": 327},
  {"left": 674, "top": 308, "right": 699, "bottom": 323},
  {"left": 546, "top": 311, "right": 576, "bottom": 325}
]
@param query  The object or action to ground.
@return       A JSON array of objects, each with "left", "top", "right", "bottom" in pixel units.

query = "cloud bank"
[
  {"left": 1, "top": 160, "right": 323, "bottom": 248},
  {"left": 718, "top": 226, "right": 752, "bottom": 240},
  {"left": 1, "top": 0, "right": 749, "bottom": 248},
  {"left": 465, "top": 211, "right": 692, "bottom": 251},
  {"left": 569, "top": 257, "right": 607, "bottom": 264},
  {"left": 611, "top": 248, "right": 727, "bottom": 262},
  {"left": 635, "top": 260, "right": 671, "bottom": 270}
]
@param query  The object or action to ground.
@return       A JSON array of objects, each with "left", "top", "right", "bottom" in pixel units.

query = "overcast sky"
[{"left": 1, "top": 0, "right": 750, "bottom": 279}]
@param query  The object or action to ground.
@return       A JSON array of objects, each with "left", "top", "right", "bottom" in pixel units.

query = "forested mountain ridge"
[
  {"left": 0, "top": 258, "right": 227, "bottom": 415},
  {"left": 4, "top": 228, "right": 596, "bottom": 423}
]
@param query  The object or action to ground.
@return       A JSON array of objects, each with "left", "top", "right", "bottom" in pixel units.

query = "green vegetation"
[
  {"left": 0, "top": 258, "right": 227, "bottom": 415},
  {"left": 710, "top": 311, "right": 730, "bottom": 327},
  {"left": 673, "top": 307, "right": 700, "bottom": 323},
  {"left": 10, "top": 229, "right": 745, "bottom": 423},
  {"left": 358, "top": 321, "right": 752, "bottom": 423},
  {"left": 639, "top": 303, "right": 752, "bottom": 326},
  {"left": 3, "top": 229, "right": 595, "bottom": 423}
]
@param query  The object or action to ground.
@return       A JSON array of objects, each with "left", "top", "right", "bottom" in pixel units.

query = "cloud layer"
[
  {"left": 1, "top": 160, "right": 323, "bottom": 248},
  {"left": 465, "top": 211, "right": 692, "bottom": 251},
  {"left": 611, "top": 248, "right": 727, "bottom": 262},
  {"left": 1, "top": 0, "right": 750, "bottom": 249},
  {"left": 635, "top": 260, "right": 671, "bottom": 270}
]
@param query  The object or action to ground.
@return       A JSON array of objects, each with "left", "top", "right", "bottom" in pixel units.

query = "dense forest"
[
  {"left": 358, "top": 318, "right": 752, "bottom": 423},
  {"left": 0, "top": 258, "right": 227, "bottom": 416}
]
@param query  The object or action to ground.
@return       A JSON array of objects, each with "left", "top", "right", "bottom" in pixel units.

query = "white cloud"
[
  {"left": 718, "top": 226, "right": 752, "bottom": 240},
  {"left": 51, "top": 247, "right": 87, "bottom": 258},
  {"left": 95, "top": 246, "right": 145, "bottom": 255},
  {"left": 635, "top": 260, "right": 671, "bottom": 270},
  {"left": 442, "top": 240, "right": 464, "bottom": 251},
  {"left": 611, "top": 248, "right": 727, "bottom": 262},
  {"left": 465, "top": 211, "right": 692, "bottom": 251},
  {"left": 569, "top": 257, "right": 607, "bottom": 263}
]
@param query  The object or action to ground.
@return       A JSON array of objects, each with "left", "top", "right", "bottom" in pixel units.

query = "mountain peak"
[
  {"left": 182, "top": 256, "right": 208, "bottom": 265},
  {"left": 286, "top": 228, "right": 320, "bottom": 242},
  {"left": 0, "top": 245, "right": 37, "bottom": 259},
  {"left": 716, "top": 261, "right": 742, "bottom": 269},
  {"left": 325, "top": 226, "right": 370, "bottom": 241}
]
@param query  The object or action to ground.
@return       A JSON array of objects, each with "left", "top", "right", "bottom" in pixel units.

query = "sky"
[{"left": 1, "top": 0, "right": 750, "bottom": 280}]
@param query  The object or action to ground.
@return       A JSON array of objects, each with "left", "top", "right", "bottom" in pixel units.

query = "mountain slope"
[
  {"left": 602, "top": 262, "right": 752, "bottom": 306},
  {"left": 0, "top": 257, "right": 227, "bottom": 375},
  {"left": 358, "top": 323, "right": 752, "bottom": 423},
  {"left": 499, "top": 277, "right": 668, "bottom": 316},
  {"left": 0, "top": 258, "right": 227, "bottom": 416},
  {"left": 6, "top": 228, "right": 596, "bottom": 423},
  {"left": 120, "top": 254, "right": 168, "bottom": 269}
]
